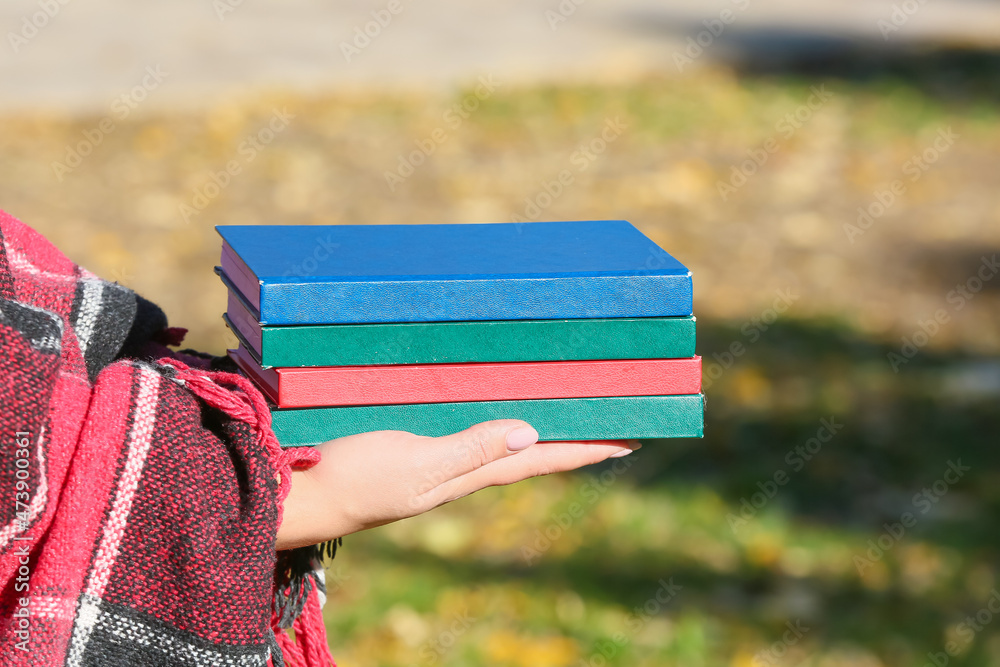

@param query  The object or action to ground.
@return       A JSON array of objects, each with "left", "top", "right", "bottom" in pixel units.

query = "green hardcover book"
[
  {"left": 271, "top": 395, "right": 705, "bottom": 446},
  {"left": 226, "top": 290, "right": 696, "bottom": 367}
]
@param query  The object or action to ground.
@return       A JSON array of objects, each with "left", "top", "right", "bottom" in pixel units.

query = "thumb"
[{"left": 433, "top": 419, "right": 539, "bottom": 478}]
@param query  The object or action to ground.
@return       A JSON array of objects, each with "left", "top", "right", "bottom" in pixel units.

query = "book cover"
[
  {"left": 216, "top": 220, "right": 692, "bottom": 324},
  {"left": 230, "top": 345, "right": 702, "bottom": 407},
  {"left": 224, "top": 288, "right": 697, "bottom": 367},
  {"left": 270, "top": 394, "right": 705, "bottom": 445}
]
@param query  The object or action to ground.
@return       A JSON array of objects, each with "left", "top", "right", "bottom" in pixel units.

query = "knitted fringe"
[
  {"left": 156, "top": 358, "right": 320, "bottom": 523},
  {"left": 273, "top": 547, "right": 338, "bottom": 667},
  {"left": 272, "top": 568, "right": 335, "bottom": 667}
]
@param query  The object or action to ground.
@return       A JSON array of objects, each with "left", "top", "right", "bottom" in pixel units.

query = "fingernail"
[
  {"left": 611, "top": 441, "right": 641, "bottom": 458},
  {"left": 506, "top": 426, "right": 539, "bottom": 451}
]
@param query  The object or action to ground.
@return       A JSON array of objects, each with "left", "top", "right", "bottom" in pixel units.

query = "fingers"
[
  {"left": 429, "top": 419, "right": 540, "bottom": 477},
  {"left": 438, "top": 440, "right": 641, "bottom": 502},
  {"left": 541, "top": 439, "right": 639, "bottom": 458}
]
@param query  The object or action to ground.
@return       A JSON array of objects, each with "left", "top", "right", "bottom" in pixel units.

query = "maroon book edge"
[{"left": 220, "top": 241, "right": 262, "bottom": 313}]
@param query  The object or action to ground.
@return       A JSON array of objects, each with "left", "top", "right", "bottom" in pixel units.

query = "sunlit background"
[{"left": 3, "top": 1, "right": 1000, "bottom": 665}]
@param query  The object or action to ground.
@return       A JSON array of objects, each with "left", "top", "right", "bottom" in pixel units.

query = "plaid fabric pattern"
[{"left": 0, "top": 211, "right": 328, "bottom": 666}]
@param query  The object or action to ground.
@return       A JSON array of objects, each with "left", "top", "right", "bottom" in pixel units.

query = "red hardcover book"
[{"left": 229, "top": 346, "right": 702, "bottom": 408}]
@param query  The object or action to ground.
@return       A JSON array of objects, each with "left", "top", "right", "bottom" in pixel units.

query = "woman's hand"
[{"left": 275, "top": 420, "right": 638, "bottom": 550}]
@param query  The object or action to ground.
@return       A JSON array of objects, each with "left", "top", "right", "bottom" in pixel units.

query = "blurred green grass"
[
  {"left": 323, "top": 318, "right": 999, "bottom": 667},
  {"left": 2, "top": 50, "right": 999, "bottom": 666}
]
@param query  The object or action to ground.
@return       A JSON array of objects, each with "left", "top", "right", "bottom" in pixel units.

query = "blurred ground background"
[{"left": 3, "top": 1, "right": 1000, "bottom": 665}]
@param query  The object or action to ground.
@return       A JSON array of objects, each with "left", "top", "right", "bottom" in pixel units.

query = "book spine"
[
  {"left": 271, "top": 394, "right": 705, "bottom": 445},
  {"left": 259, "top": 273, "right": 693, "bottom": 324},
  {"left": 261, "top": 317, "right": 696, "bottom": 367},
  {"left": 220, "top": 243, "right": 262, "bottom": 313},
  {"left": 268, "top": 357, "right": 701, "bottom": 408},
  {"left": 225, "top": 291, "right": 264, "bottom": 354},
  {"left": 228, "top": 346, "right": 280, "bottom": 401}
]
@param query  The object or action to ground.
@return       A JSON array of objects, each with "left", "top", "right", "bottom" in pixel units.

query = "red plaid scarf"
[{"left": 0, "top": 210, "right": 334, "bottom": 666}]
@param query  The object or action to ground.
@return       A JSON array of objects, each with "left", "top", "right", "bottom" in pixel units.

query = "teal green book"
[
  {"left": 225, "top": 289, "right": 696, "bottom": 367},
  {"left": 270, "top": 395, "right": 705, "bottom": 446}
]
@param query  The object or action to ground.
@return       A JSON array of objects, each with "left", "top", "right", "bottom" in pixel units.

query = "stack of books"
[{"left": 215, "top": 221, "right": 703, "bottom": 446}]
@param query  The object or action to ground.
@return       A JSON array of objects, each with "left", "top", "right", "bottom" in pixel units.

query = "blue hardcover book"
[{"left": 216, "top": 221, "right": 692, "bottom": 325}]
